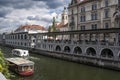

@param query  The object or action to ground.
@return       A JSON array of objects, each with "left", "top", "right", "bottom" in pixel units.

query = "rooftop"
[
  {"left": 56, "top": 23, "right": 68, "bottom": 29},
  {"left": 15, "top": 25, "right": 47, "bottom": 32}
]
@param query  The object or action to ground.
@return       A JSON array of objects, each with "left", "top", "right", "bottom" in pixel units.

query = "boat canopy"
[{"left": 6, "top": 58, "right": 34, "bottom": 66}]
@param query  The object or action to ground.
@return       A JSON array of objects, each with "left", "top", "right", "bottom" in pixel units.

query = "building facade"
[
  {"left": 68, "top": 0, "right": 120, "bottom": 30},
  {"left": 68, "top": 0, "right": 120, "bottom": 43}
]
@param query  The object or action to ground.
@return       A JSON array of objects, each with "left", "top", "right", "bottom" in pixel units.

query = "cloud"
[
  {"left": 0, "top": 7, "right": 13, "bottom": 17},
  {"left": 0, "top": 0, "right": 71, "bottom": 33},
  {"left": 33, "top": 0, "right": 63, "bottom": 8}
]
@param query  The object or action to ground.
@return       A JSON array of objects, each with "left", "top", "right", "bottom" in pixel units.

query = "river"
[{"left": 0, "top": 45, "right": 120, "bottom": 80}]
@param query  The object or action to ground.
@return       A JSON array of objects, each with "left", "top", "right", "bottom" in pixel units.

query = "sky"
[{"left": 0, "top": 0, "right": 71, "bottom": 33}]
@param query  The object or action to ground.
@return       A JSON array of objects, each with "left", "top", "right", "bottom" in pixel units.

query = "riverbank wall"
[{"left": 30, "top": 49, "right": 120, "bottom": 71}]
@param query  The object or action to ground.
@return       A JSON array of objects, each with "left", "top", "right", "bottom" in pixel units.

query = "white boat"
[{"left": 12, "top": 49, "right": 29, "bottom": 57}]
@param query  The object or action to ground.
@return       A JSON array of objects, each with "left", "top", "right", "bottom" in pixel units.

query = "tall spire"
[{"left": 61, "top": 6, "right": 68, "bottom": 25}]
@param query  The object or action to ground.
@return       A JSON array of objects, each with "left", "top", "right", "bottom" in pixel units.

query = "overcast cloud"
[{"left": 0, "top": 0, "right": 70, "bottom": 33}]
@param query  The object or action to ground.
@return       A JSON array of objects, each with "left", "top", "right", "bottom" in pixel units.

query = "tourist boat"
[
  {"left": 6, "top": 57, "right": 34, "bottom": 76},
  {"left": 12, "top": 49, "right": 29, "bottom": 57}
]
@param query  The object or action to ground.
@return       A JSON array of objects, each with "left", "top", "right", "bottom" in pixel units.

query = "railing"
[{"left": 40, "top": 39, "right": 119, "bottom": 47}]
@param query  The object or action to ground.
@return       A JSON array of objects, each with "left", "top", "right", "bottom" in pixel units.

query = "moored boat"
[
  {"left": 12, "top": 49, "right": 29, "bottom": 57},
  {"left": 6, "top": 57, "right": 34, "bottom": 76}
]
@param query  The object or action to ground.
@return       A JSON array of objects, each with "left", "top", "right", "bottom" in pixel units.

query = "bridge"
[{"left": 33, "top": 28, "right": 120, "bottom": 61}]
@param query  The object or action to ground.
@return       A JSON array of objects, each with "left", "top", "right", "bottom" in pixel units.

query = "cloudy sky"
[{"left": 0, "top": 0, "right": 71, "bottom": 33}]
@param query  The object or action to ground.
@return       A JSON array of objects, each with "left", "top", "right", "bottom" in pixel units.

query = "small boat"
[
  {"left": 12, "top": 49, "right": 29, "bottom": 57},
  {"left": 6, "top": 57, "right": 34, "bottom": 76}
]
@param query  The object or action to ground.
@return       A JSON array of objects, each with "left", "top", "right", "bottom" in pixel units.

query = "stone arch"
[
  {"left": 100, "top": 48, "right": 114, "bottom": 58},
  {"left": 86, "top": 47, "right": 96, "bottom": 56},
  {"left": 73, "top": 46, "right": 82, "bottom": 54},
  {"left": 64, "top": 46, "right": 71, "bottom": 53},
  {"left": 55, "top": 45, "right": 61, "bottom": 51}
]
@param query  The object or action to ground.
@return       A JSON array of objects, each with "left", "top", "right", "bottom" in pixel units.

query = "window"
[
  {"left": 91, "top": 13, "right": 97, "bottom": 20},
  {"left": 105, "top": 9, "right": 109, "bottom": 18},
  {"left": 80, "top": 15, "right": 86, "bottom": 22},
  {"left": 119, "top": 0, "right": 120, "bottom": 4},
  {"left": 24, "top": 35, "right": 27, "bottom": 39},
  {"left": 72, "top": 16, "right": 74, "bottom": 20},
  {"left": 91, "top": 24, "right": 97, "bottom": 30},
  {"left": 92, "top": 4, "right": 97, "bottom": 10},
  {"left": 105, "top": 23, "right": 109, "bottom": 29},
  {"left": 66, "top": 16, "right": 67, "bottom": 19},
  {"left": 81, "top": 26, "right": 85, "bottom": 30},
  {"left": 62, "top": 16, "right": 64, "bottom": 20},
  {"left": 81, "top": 7, "right": 85, "bottom": 12},
  {"left": 105, "top": 0, "right": 108, "bottom": 7},
  {"left": 118, "top": 22, "right": 120, "bottom": 28},
  {"left": 72, "top": 10, "right": 73, "bottom": 14},
  {"left": 21, "top": 35, "right": 23, "bottom": 39}
]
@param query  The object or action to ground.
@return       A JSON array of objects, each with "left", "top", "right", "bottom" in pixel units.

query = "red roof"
[{"left": 15, "top": 25, "right": 46, "bottom": 32}]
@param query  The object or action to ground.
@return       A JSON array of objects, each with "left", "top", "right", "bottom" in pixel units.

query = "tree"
[
  {"left": 0, "top": 50, "right": 12, "bottom": 79},
  {"left": 48, "top": 17, "right": 57, "bottom": 32}
]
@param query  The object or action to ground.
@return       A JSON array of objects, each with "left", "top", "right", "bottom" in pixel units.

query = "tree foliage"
[
  {"left": 0, "top": 50, "right": 11, "bottom": 79},
  {"left": 48, "top": 17, "right": 57, "bottom": 32}
]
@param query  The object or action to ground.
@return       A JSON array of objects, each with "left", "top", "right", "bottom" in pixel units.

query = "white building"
[{"left": 5, "top": 25, "right": 47, "bottom": 48}]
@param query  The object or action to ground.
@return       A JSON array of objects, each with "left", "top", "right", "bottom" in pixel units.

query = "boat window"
[
  {"left": 30, "top": 66, "right": 33, "bottom": 69},
  {"left": 18, "top": 66, "right": 22, "bottom": 71},
  {"left": 24, "top": 66, "right": 32, "bottom": 71}
]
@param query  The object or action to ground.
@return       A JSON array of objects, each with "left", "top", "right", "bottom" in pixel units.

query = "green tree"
[
  {"left": 0, "top": 50, "right": 11, "bottom": 79},
  {"left": 48, "top": 17, "right": 57, "bottom": 32},
  {"left": 48, "top": 26, "right": 51, "bottom": 32}
]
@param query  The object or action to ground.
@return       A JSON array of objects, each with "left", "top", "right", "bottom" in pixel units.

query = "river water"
[{"left": 0, "top": 45, "right": 120, "bottom": 80}]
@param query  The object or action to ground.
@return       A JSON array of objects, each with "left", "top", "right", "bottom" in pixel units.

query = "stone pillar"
[{"left": 115, "top": 33, "right": 119, "bottom": 46}]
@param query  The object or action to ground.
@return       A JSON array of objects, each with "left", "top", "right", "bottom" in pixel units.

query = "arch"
[
  {"left": 74, "top": 46, "right": 82, "bottom": 54},
  {"left": 86, "top": 47, "right": 96, "bottom": 56},
  {"left": 55, "top": 45, "right": 61, "bottom": 51},
  {"left": 101, "top": 48, "right": 114, "bottom": 58},
  {"left": 64, "top": 46, "right": 71, "bottom": 53}
]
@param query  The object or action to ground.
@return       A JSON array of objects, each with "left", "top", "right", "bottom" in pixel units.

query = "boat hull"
[{"left": 19, "top": 71, "right": 34, "bottom": 76}]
